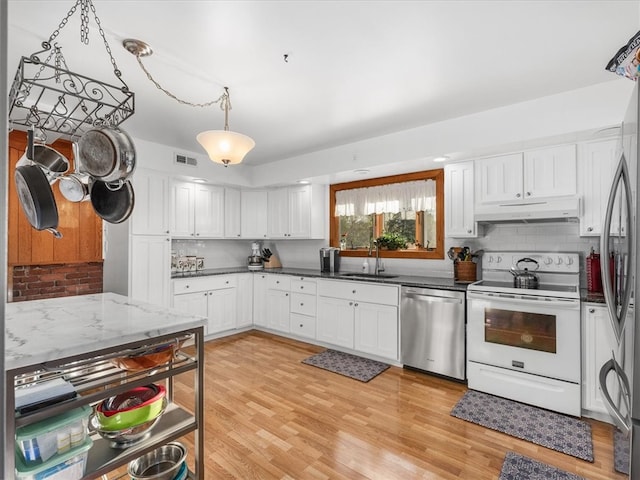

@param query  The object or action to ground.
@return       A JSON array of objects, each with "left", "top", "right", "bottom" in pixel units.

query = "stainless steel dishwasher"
[{"left": 401, "top": 286, "right": 466, "bottom": 380}]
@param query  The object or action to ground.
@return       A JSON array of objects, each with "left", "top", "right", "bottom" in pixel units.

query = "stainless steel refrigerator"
[{"left": 599, "top": 80, "right": 640, "bottom": 479}]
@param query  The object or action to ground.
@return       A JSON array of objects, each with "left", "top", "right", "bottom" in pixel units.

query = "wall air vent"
[{"left": 175, "top": 153, "right": 198, "bottom": 167}]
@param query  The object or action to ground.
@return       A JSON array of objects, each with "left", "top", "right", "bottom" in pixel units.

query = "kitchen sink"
[{"left": 339, "top": 273, "right": 398, "bottom": 279}]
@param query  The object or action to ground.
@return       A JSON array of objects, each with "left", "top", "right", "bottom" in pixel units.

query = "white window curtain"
[{"left": 335, "top": 179, "right": 436, "bottom": 216}]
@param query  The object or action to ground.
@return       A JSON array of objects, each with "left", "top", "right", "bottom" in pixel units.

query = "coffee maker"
[
  {"left": 248, "top": 242, "right": 264, "bottom": 271},
  {"left": 319, "top": 247, "right": 340, "bottom": 273}
]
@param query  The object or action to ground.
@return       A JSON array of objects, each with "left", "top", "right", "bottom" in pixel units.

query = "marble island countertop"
[
  {"left": 5, "top": 292, "right": 207, "bottom": 371},
  {"left": 172, "top": 266, "right": 470, "bottom": 292}
]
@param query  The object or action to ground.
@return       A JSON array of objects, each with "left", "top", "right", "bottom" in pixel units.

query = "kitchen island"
[{"left": 5, "top": 292, "right": 207, "bottom": 479}]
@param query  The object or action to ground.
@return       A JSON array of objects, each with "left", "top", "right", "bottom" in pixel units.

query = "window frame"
[{"left": 329, "top": 169, "right": 444, "bottom": 260}]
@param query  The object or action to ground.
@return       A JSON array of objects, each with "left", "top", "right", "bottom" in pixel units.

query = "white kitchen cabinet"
[
  {"left": 578, "top": 139, "right": 624, "bottom": 236},
  {"left": 354, "top": 302, "right": 398, "bottom": 360},
  {"left": 173, "top": 290, "right": 208, "bottom": 318},
  {"left": 208, "top": 287, "right": 237, "bottom": 334},
  {"left": 265, "top": 274, "right": 291, "bottom": 333},
  {"left": 523, "top": 144, "right": 577, "bottom": 199},
  {"left": 266, "top": 289, "right": 291, "bottom": 333},
  {"left": 475, "top": 153, "right": 523, "bottom": 204},
  {"left": 582, "top": 303, "right": 634, "bottom": 421},
  {"left": 130, "top": 169, "right": 170, "bottom": 235},
  {"left": 476, "top": 145, "right": 576, "bottom": 204},
  {"left": 317, "top": 296, "right": 356, "bottom": 348},
  {"left": 172, "top": 275, "right": 237, "bottom": 336},
  {"left": 236, "top": 273, "right": 254, "bottom": 328},
  {"left": 171, "top": 181, "right": 224, "bottom": 238},
  {"left": 445, "top": 161, "right": 477, "bottom": 238},
  {"left": 252, "top": 273, "right": 269, "bottom": 327},
  {"left": 241, "top": 190, "right": 269, "bottom": 238},
  {"left": 267, "top": 185, "right": 326, "bottom": 239},
  {"left": 316, "top": 279, "right": 399, "bottom": 359},
  {"left": 129, "top": 235, "right": 171, "bottom": 307},
  {"left": 289, "top": 277, "right": 318, "bottom": 339},
  {"left": 224, "top": 187, "right": 242, "bottom": 238}
]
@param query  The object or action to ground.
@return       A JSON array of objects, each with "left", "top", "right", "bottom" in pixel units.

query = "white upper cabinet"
[
  {"left": 130, "top": 169, "right": 170, "bottom": 235},
  {"left": 224, "top": 187, "right": 241, "bottom": 238},
  {"left": 170, "top": 181, "right": 196, "bottom": 237},
  {"left": 476, "top": 146, "right": 576, "bottom": 204},
  {"left": 194, "top": 183, "right": 225, "bottom": 238},
  {"left": 523, "top": 144, "right": 577, "bottom": 199},
  {"left": 241, "top": 190, "right": 269, "bottom": 238},
  {"left": 171, "top": 181, "right": 224, "bottom": 238},
  {"left": 475, "top": 153, "right": 523, "bottom": 204},
  {"left": 267, "top": 188, "right": 289, "bottom": 238},
  {"left": 578, "top": 139, "right": 619, "bottom": 236},
  {"left": 445, "top": 161, "right": 477, "bottom": 238}
]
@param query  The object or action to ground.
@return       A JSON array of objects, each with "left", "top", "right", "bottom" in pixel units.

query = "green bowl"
[{"left": 96, "top": 387, "right": 166, "bottom": 431}]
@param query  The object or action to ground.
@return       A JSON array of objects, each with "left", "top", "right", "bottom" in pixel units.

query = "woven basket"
[{"left": 455, "top": 261, "right": 477, "bottom": 282}]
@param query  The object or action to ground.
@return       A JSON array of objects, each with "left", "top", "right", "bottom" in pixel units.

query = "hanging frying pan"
[
  {"left": 90, "top": 179, "right": 135, "bottom": 224},
  {"left": 14, "top": 164, "right": 62, "bottom": 238},
  {"left": 78, "top": 125, "right": 136, "bottom": 184},
  {"left": 16, "top": 130, "right": 70, "bottom": 184}
]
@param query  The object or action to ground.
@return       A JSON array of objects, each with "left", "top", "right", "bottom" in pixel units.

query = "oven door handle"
[{"left": 467, "top": 291, "right": 579, "bottom": 308}]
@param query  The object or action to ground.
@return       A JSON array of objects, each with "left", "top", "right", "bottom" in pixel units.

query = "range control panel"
[{"left": 482, "top": 251, "right": 580, "bottom": 274}]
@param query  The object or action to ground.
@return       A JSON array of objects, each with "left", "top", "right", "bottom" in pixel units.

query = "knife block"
[{"left": 264, "top": 255, "right": 282, "bottom": 269}]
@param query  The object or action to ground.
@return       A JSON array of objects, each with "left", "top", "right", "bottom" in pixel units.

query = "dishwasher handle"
[{"left": 402, "top": 289, "right": 464, "bottom": 304}]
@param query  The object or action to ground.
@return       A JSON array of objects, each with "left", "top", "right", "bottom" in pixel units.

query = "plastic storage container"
[
  {"left": 15, "top": 405, "right": 91, "bottom": 464},
  {"left": 15, "top": 437, "right": 92, "bottom": 480}
]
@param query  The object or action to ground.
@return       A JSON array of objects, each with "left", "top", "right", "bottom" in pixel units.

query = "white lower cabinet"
[
  {"left": 582, "top": 302, "right": 634, "bottom": 421},
  {"left": 354, "top": 302, "right": 398, "bottom": 359},
  {"left": 236, "top": 273, "right": 254, "bottom": 328},
  {"left": 316, "top": 279, "right": 400, "bottom": 360},
  {"left": 316, "top": 296, "right": 356, "bottom": 348},
  {"left": 172, "top": 275, "right": 237, "bottom": 336},
  {"left": 265, "top": 274, "right": 291, "bottom": 333},
  {"left": 253, "top": 273, "right": 269, "bottom": 327}
]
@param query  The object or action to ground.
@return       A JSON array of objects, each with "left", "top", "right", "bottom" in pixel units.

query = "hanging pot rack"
[{"left": 8, "top": 0, "right": 135, "bottom": 140}]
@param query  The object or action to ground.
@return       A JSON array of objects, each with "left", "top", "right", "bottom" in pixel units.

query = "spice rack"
[{"left": 6, "top": 327, "right": 204, "bottom": 480}]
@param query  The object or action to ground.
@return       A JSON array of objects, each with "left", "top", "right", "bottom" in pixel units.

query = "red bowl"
[{"left": 97, "top": 384, "right": 166, "bottom": 417}]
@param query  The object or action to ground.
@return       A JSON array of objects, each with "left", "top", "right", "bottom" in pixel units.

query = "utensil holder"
[{"left": 455, "top": 261, "right": 476, "bottom": 282}]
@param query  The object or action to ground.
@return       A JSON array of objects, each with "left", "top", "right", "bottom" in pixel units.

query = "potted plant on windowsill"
[{"left": 374, "top": 232, "right": 408, "bottom": 251}]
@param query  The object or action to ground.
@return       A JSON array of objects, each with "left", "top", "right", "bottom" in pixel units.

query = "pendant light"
[
  {"left": 196, "top": 87, "right": 255, "bottom": 166},
  {"left": 124, "top": 39, "right": 255, "bottom": 166}
]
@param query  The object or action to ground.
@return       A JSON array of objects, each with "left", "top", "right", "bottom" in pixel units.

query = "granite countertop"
[
  {"left": 172, "top": 267, "right": 470, "bottom": 292},
  {"left": 5, "top": 292, "right": 207, "bottom": 371}
]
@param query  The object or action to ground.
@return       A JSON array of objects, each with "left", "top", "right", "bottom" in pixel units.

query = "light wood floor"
[{"left": 172, "top": 331, "right": 626, "bottom": 480}]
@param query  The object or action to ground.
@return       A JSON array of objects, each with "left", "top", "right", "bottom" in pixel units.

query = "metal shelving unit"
[{"left": 5, "top": 326, "right": 205, "bottom": 480}]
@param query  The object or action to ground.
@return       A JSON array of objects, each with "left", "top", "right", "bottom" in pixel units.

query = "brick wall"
[{"left": 9, "top": 262, "right": 103, "bottom": 302}]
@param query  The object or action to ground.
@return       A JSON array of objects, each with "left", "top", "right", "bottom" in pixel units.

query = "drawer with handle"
[
  {"left": 290, "top": 292, "right": 317, "bottom": 316},
  {"left": 173, "top": 274, "right": 237, "bottom": 294}
]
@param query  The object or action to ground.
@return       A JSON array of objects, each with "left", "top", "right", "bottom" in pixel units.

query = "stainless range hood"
[{"left": 474, "top": 197, "right": 580, "bottom": 223}]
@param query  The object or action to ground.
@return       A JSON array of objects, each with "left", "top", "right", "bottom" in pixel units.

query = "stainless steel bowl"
[
  {"left": 128, "top": 442, "right": 187, "bottom": 480},
  {"left": 90, "top": 398, "right": 167, "bottom": 448}
]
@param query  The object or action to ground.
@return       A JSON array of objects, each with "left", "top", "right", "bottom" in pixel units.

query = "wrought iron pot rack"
[{"left": 8, "top": 0, "right": 135, "bottom": 140}]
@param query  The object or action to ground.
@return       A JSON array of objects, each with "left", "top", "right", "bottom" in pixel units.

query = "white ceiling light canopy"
[
  {"left": 123, "top": 38, "right": 255, "bottom": 167},
  {"left": 433, "top": 156, "right": 450, "bottom": 162}
]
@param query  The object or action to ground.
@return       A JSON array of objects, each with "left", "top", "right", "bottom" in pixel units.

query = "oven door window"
[{"left": 484, "top": 307, "right": 556, "bottom": 353}]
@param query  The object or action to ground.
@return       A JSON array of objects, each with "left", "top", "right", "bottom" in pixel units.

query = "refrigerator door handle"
[
  {"left": 599, "top": 357, "right": 632, "bottom": 436},
  {"left": 600, "top": 151, "right": 634, "bottom": 344}
]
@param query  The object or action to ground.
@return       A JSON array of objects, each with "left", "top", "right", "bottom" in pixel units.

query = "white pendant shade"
[{"left": 196, "top": 130, "right": 256, "bottom": 165}]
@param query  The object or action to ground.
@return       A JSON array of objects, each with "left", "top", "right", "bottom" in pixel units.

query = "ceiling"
[{"left": 6, "top": 1, "right": 639, "bottom": 168}]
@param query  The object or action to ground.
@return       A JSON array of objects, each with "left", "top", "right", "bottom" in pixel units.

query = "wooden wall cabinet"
[{"left": 8, "top": 131, "right": 103, "bottom": 266}]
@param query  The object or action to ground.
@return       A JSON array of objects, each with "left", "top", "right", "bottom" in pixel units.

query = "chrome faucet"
[{"left": 374, "top": 240, "right": 385, "bottom": 275}]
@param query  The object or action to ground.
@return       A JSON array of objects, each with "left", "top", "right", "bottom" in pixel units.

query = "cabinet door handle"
[
  {"left": 516, "top": 193, "right": 521, "bottom": 198},
  {"left": 354, "top": 303, "right": 358, "bottom": 307},
  {"left": 526, "top": 191, "right": 531, "bottom": 197},
  {"left": 589, "top": 308, "right": 595, "bottom": 313},
  {"left": 300, "top": 286, "right": 304, "bottom": 290},
  {"left": 349, "top": 302, "right": 353, "bottom": 306},
  {"left": 587, "top": 227, "right": 593, "bottom": 232},
  {"left": 467, "top": 229, "right": 472, "bottom": 234},
  {"left": 285, "top": 293, "right": 289, "bottom": 297},
  {"left": 299, "top": 324, "right": 303, "bottom": 328},
  {"left": 300, "top": 303, "right": 304, "bottom": 306},
  {"left": 225, "top": 281, "right": 229, "bottom": 284},
  {"left": 185, "top": 285, "right": 190, "bottom": 289},
  {"left": 352, "top": 290, "right": 356, "bottom": 294},
  {"left": 166, "top": 230, "right": 170, "bottom": 234}
]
